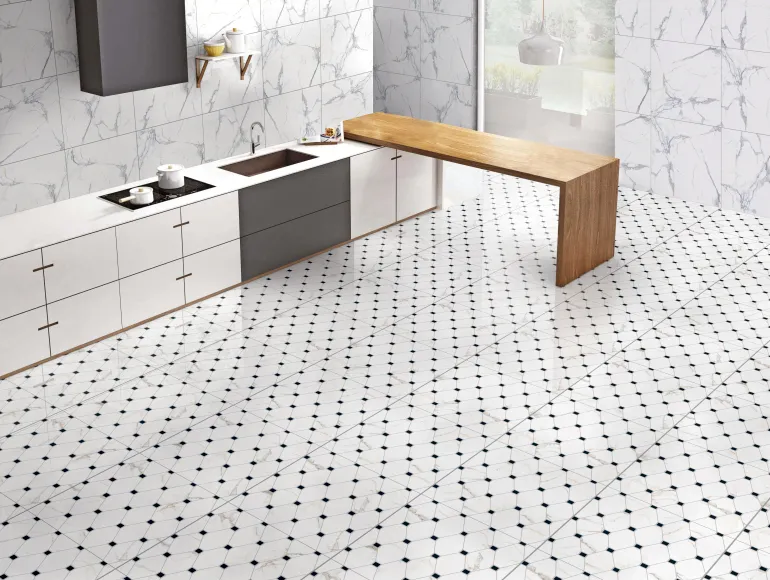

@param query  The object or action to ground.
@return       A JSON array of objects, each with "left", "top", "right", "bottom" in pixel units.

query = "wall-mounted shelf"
[{"left": 195, "top": 51, "right": 260, "bottom": 88}]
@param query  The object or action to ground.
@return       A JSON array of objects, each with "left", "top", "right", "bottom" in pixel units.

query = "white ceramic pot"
[
  {"left": 224, "top": 28, "right": 246, "bottom": 53},
  {"left": 119, "top": 186, "right": 154, "bottom": 206},
  {"left": 157, "top": 164, "right": 185, "bottom": 189}
]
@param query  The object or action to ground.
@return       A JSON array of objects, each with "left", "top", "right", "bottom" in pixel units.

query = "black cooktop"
[{"left": 100, "top": 177, "right": 215, "bottom": 211}]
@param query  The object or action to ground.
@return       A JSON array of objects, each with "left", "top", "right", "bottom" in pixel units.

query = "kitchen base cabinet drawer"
[
  {"left": 0, "top": 249, "right": 46, "bottom": 321},
  {"left": 116, "top": 209, "right": 183, "bottom": 278},
  {"left": 120, "top": 261, "right": 185, "bottom": 328},
  {"left": 181, "top": 192, "right": 239, "bottom": 256},
  {"left": 0, "top": 307, "right": 51, "bottom": 377},
  {"left": 47, "top": 282, "right": 122, "bottom": 356},
  {"left": 241, "top": 202, "right": 351, "bottom": 281},
  {"left": 183, "top": 241, "right": 242, "bottom": 304}
]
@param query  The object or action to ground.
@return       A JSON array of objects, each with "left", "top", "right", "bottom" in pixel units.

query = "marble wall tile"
[
  {"left": 133, "top": 48, "right": 202, "bottom": 129},
  {"left": 615, "top": 0, "right": 650, "bottom": 38},
  {"left": 196, "top": 0, "right": 261, "bottom": 44},
  {"left": 651, "top": 0, "right": 720, "bottom": 46},
  {"left": 0, "top": 0, "right": 55, "bottom": 87},
  {"left": 49, "top": 0, "right": 78, "bottom": 74},
  {"left": 136, "top": 117, "right": 205, "bottom": 179},
  {"left": 201, "top": 34, "right": 263, "bottom": 113},
  {"left": 651, "top": 118, "right": 721, "bottom": 207},
  {"left": 0, "top": 152, "right": 68, "bottom": 217},
  {"left": 723, "top": 48, "right": 770, "bottom": 136},
  {"left": 420, "top": 0, "right": 473, "bottom": 18},
  {"left": 722, "top": 129, "right": 770, "bottom": 217},
  {"left": 374, "top": 7, "right": 420, "bottom": 77},
  {"left": 322, "top": 0, "right": 371, "bottom": 18},
  {"left": 262, "top": 20, "right": 321, "bottom": 97},
  {"left": 185, "top": 0, "right": 198, "bottom": 47},
  {"left": 374, "top": 70, "right": 420, "bottom": 117},
  {"left": 202, "top": 100, "right": 265, "bottom": 162},
  {"left": 615, "top": 111, "right": 651, "bottom": 191},
  {"left": 321, "top": 9, "right": 374, "bottom": 82},
  {"left": 420, "top": 13, "right": 474, "bottom": 86},
  {"left": 0, "top": 77, "right": 63, "bottom": 165},
  {"left": 651, "top": 41, "right": 721, "bottom": 126},
  {"left": 420, "top": 77, "right": 475, "bottom": 128},
  {"left": 262, "top": 0, "right": 320, "bottom": 29},
  {"left": 58, "top": 71, "right": 136, "bottom": 148},
  {"left": 264, "top": 86, "right": 322, "bottom": 146},
  {"left": 373, "top": 0, "right": 418, "bottom": 11},
  {"left": 723, "top": 0, "right": 770, "bottom": 53},
  {"left": 66, "top": 134, "right": 140, "bottom": 198},
  {"left": 615, "top": 36, "right": 650, "bottom": 115},
  {"left": 321, "top": 71, "right": 373, "bottom": 126}
]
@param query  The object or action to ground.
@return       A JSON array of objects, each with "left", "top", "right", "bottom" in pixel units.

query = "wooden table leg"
[{"left": 555, "top": 159, "right": 619, "bottom": 287}]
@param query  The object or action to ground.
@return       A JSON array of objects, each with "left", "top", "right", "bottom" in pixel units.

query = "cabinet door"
[
  {"left": 47, "top": 282, "right": 122, "bottom": 355},
  {"left": 116, "top": 209, "right": 183, "bottom": 278},
  {"left": 183, "top": 240, "right": 241, "bottom": 303},
  {"left": 0, "top": 307, "right": 51, "bottom": 377},
  {"left": 181, "top": 192, "right": 239, "bottom": 257},
  {"left": 0, "top": 250, "right": 46, "bottom": 321},
  {"left": 120, "top": 260, "right": 185, "bottom": 328},
  {"left": 42, "top": 229, "right": 119, "bottom": 303},
  {"left": 396, "top": 151, "right": 437, "bottom": 221},
  {"left": 350, "top": 148, "right": 397, "bottom": 238}
]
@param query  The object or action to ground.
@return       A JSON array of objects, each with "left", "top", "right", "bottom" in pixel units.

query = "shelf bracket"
[
  {"left": 239, "top": 55, "right": 253, "bottom": 80},
  {"left": 195, "top": 59, "right": 209, "bottom": 88}
]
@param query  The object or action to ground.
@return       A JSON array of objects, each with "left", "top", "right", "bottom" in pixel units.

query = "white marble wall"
[
  {"left": 615, "top": 0, "right": 770, "bottom": 218},
  {"left": 0, "top": 0, "right": 373, "bottom": 217},
  {"left": 372, "top": 0, "right": 476, "bottom": 128}
]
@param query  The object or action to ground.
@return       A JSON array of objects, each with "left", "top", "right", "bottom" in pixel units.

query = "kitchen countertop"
[{"left": 0, "top": 140, "right": 380, "bottom": 261}]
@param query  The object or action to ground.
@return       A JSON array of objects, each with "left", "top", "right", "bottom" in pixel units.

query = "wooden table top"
[{"left": 344, "top": 113, "right": 618, "bottom": 187}]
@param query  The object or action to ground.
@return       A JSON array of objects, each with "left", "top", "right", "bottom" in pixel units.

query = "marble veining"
[
  {"left": 136, "top": 117, "right": 205, "bottom": 179},
  {"left": 421, "top": 77, "right": 475, "bottom": 128},
  {"left": 195, "top": 0, "right": 261, "bottom": 43},
  {"left": 262, "top": 20, "right": 322, "bottom": 97},
  {"left": 321, "top": 71, "right": 373, "bottom": 127},
  {"left": 615, "top": 36, "right": 651, "bottom": 115},
  {"left": 419, "top": 0, "right": 473, "bottom": 18},
  {"left": 0, "top": 0, "right": 55, "bottom": 87},
  {"left": 321, "top": 9, "right": 374, "bottom": 82},
  {"left": 200, "top": 35, "right": 263, "bottom": 113},
  {"left": 374, "top": 6, "right": 420, "bottom": 77},
  {"left": 652, "top": 0, "right": 720, "bottom": 46},
  {"left": 722, "top": 0, "right": 770, "bottom": 53},
  {"left": 0, "top": 77, "right": 64, "bottom": 166},
  {"left": 202, "top": 100, "right": 265, "bottom": 162},
  {"left": 723, "top": 47, "right": 770, "bottom": 136},
  {"left": 615, "top": 0, "right": 650, "bottom": 38},
  {"left": 420, "top": 12, "right": 474, "bottom": 86},
  {"left": 722, "top": 128, "right": 770, "bottom": 216},
  {"left": 49, "top": 0, "right": 78, "bottom": 74},
  {"left": 374, "top": 70, "right": 420, "bottom": 117},
  {"left": 262, "top": 0, "right": 320, "bottom": 29},
  {"left": 65, "top": 133, "right": 140, "bottom": 198},
  {"left": 0, "top": 152, "right": 68, "bottom": 217},
  {"left": 651, "top": 41, "right": 721, "bottom": 126},
  {"left": 323, "top": 0, "right": 372, "bottom": 18},
  {"left": 264, "top": 86, "right": 322, "bottom": 146},
  {"left": 58, "top": 71, "right": 136, "bottom": 148},
  {"left": 616, "top": 111, "right": 651, "bottom": 192}
]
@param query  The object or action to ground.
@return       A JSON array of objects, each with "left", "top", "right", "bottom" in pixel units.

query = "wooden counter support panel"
[{"left": 344, "top": 112, "right": 620, "bottom": 286}]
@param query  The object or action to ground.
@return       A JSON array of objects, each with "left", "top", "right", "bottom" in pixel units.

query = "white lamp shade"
[{"left": 518, "top": 25, "right": 564, "bottom": 66}]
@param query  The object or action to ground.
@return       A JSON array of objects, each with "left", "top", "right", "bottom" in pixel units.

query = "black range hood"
[{"left": 74, "top": 0, "right": 188, "bottom": 96}]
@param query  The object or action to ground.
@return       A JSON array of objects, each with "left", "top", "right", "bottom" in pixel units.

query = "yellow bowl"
[{"left": 204, "top": 43, "right": 225, "bottom": 57}]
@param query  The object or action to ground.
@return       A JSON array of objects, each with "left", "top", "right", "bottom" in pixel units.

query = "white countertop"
[{"left": 0, "top": 140, "right": 380, "bottom": 261}]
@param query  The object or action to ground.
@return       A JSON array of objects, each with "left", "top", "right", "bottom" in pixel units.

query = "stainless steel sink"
[{"left": 220, "top": 149, "right": 316, "bottom": 177}]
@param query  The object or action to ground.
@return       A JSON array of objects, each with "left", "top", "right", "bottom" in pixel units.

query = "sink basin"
[{"left": 221, "top": 149, "right": 316, "bottom": 177}]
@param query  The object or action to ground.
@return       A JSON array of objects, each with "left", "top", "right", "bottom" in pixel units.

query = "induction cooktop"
[{"left": 99, "top": 177, "right": 215, "bottom": 211}]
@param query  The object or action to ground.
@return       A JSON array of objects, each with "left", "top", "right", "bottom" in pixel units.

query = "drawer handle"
[
  {"left": 38, "top": 321, "right": 58, "bottom": 331},
  {"left": 176, "top": 273, "right": 192, "bottom": 280},
  {"left": 173, "top": 221, "right": 190, "bottom": 229},
  {"left": 391, "top": 155, "right": 402, "bottom": 160},
  {"left": 33, "top": 264, "right": 54, "bottom": 272}
]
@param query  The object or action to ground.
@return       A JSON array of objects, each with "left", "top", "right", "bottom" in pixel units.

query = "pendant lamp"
[{"left": 518, "top": 0, "right": 564, "bottom": 66}]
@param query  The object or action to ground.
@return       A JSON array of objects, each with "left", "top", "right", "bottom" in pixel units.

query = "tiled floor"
[{"left": 3, "top": 174, "right": 770, "bottom": 579}]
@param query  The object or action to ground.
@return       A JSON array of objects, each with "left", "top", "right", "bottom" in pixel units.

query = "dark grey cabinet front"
[
  {"left": 238, "top": 160, "right": 351, "bottom": 238},
  {"left": 240, "top": 202, "right": 351, "bottom": 281}
]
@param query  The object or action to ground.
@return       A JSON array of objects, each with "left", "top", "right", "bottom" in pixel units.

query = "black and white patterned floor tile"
[{"left": 7, "top": 176, "right": 770, "bottom": 579}]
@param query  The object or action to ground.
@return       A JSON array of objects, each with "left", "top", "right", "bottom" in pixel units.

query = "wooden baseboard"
[{"left": 1, "top": 206, "right": 438, "bottom": 381}]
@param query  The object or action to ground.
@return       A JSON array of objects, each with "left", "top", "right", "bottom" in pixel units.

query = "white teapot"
[{"left": 224, "top": 28, "right": 246, "bottom": 53}]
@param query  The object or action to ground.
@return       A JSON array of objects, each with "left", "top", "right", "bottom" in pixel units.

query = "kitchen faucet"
[{"left": 251, "top": 121, "right": 264, "bottom": 154}]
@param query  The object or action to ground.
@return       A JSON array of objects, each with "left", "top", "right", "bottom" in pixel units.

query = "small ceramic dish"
[{"left": 204, "top": 42, "right": 225, "bottom": 57}]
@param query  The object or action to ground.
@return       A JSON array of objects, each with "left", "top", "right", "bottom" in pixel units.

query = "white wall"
[
  {"left": 0, "top": 0, "right": 374, "bottom": 217},
  {"left": 616, "top": 0, "right": 770, "bottom": 217}
]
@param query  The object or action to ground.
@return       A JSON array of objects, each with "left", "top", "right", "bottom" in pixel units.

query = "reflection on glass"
[{"left": 484, "top": 0, "right": 615, "bottom": 155}]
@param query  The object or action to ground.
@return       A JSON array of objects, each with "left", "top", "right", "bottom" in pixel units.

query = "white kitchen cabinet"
[
  {"left": 116, "top": 209, "right": 183, "bottom": 278},
  {"left": 42, "top": 229, "right": 119, "bottom": 303},
  {"left": 181, "top": 192, "right": 239, "bottom": 256},
  {"left": 0, "top": 250, "right": 46, "bottom": 321},
  {"left": 47, "top": 282, "right": 122, "bottom": 355},
  {"left": 120, "top": 260, "right": 186, "bottom": 328},
  {"left": 0, "top": 307, "right": 51, "bottom": 377},
  {"left": 350, "top": 147, "right": 397, "bottom": 239},
  {"left": 396, "top": 151, "right": 437, "bottom": 221},
  {"left": 183, "top": 240, "right": 241, "bottom": 303}
]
